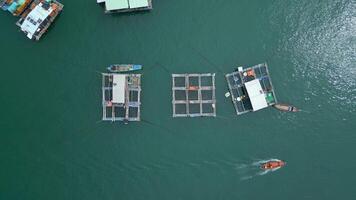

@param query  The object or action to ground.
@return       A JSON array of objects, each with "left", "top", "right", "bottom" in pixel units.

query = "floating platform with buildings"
[
  {"left": 225, "top": 63, "right": 277, "bottom": 115},
  {"left": 1, "top": 0, "right": 63, "bottom": 41},
  {"left": 102, "top": 73, "right": 141, "bottom": 123},
  {"left": 16, "top": 0, "right": 63, "bottom": 40},
  {"left": 172, "top": 73, "right": 216, "bottom": 117},
  {"left": 97, "top": 0, "right": 152, "bottom": 13}
]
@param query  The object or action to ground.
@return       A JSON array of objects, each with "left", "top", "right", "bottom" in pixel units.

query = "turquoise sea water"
[{"left": 0, "top": 0, "right": 355, "bottom": 199}]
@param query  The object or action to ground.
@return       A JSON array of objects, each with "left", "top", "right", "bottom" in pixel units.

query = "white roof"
[
  {"left": 102, "top": 0, "right": 149, "bottom": 10},
  {"left": 129, "top": 0, "right": 149, "bottom": 8},
  {"left": 245, "top": 79, "right": 268, "bottom": 111},
  {"left": 105, "top": 0, "right": 129, "bottom": 10},
  {"left": 112, "top": 74, "right": 126, "bottom": 104},
  {"left": 20, "top": 3, "right": 52, "bottom": 39}
]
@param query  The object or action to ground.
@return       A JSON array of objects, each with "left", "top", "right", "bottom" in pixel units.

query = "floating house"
[
  {"left": 225, "top": 63, "right": 277, "bottom": 115},
  {"left": 102, "top": 73, "right": 141, "bottom": 122},
  {"left": 172, "top": 73, "right": 216, "bottom": 117},
  {"left": 0, "top": 0, "right": 33, "bottom": 16},
  {"left": 15, "top": 0, "right": 63, "bottom": 40},
  {"left": 97, "top": 0, "right": 152, "bottom": 13}
]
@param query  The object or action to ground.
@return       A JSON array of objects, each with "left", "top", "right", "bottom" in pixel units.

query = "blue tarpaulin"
[{"left": 7, "top": 2, "right": 18, "bottom": 13}]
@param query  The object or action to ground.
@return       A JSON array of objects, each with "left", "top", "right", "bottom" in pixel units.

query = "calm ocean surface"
[{"left": 0, "top": 0, "right": 355, "bottom": 199}]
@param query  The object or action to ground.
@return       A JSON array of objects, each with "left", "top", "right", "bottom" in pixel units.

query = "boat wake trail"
[
  {"left": 298, "top": 109, "right": 311, "bottom": 114},
  {"left": 108, "top": 158, "right": 285, "bottom": 182}
]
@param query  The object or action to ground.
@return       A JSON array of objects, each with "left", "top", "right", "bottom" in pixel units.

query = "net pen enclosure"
[
  {"left": 225, "top": 63, "right": 277, "bottom": 115},
  {"left": 102, "top": 73, "right": 141, "bottom": 122},
  {"left": 172, "top": 73, "right": 216, "bottom": 117}
]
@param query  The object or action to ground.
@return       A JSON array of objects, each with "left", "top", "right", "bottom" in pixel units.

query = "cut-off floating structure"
[
  {"left": 102, "top": 73, "right": 141, "bottom": 122},
  {"left": 1, "top": 0, "right": 63, "bottom": 41},
  {"left": 16, "top": 0, "right": 63, "bottom": 40},
  {"left": 172, "top": 73, "right": 216, "bottom": 117},
  {"left": 97, "top": 0, "right": 152, "bottom": 13},
  {"left": 0, "top": 0, "right": 33, "bottom": 16},
  {"left": 225, "top": 63, "right": 277, "bottom": 115}
]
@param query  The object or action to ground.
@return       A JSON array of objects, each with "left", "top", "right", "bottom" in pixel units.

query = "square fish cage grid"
[
  {"left": 102, "top": 73, "right": 141, "bottom": 122},
  {"left": 225, "top": 63, "right": 277, "bottom": 115},
  {"left": 172, "top": 73, "right": 216, "bottom": 117}
]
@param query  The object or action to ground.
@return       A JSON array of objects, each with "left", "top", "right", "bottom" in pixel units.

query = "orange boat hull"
[{"left": 261, "top": 160, "right": 286, "bottom": 170}]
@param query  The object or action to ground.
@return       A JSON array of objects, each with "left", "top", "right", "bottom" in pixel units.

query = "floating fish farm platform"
[
  {"left": 102, "top": 73, "right": 141, "bottom": 122},
  {"left": 16, "top": 0, "right": 63, "bottom": 40},
  {"left": 172, "top": 73, "right": 216, "bottom": 117},
  {"left": 225, "top": 63, "right": 277, "bottom": 115}
]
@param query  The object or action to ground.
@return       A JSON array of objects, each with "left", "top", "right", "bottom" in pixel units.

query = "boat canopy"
[
  {"left": 244, "top": 79, "right": 268, "bottom": 111},
  {"left": 112, "top": 74, "right": 126, "bottom": 104}
]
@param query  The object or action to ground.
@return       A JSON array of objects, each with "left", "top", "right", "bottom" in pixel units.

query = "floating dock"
[
  {"left": 15, "top": 0, "right": 63, "bottom": 40},
  {"left": 102, "top": 73, "right": 141, "bottom": 122},
  {"left": 225, "top": 63, "right": 277, "bottom": 115},
  {"left": 172, "top": 73, "right": 216, "bottom": 117},
  {"left": 97, "top": 0, "right": 152, "bottom": 13},
  {"left": 0, "top": 0, "right": 33, "bottom": 16}
]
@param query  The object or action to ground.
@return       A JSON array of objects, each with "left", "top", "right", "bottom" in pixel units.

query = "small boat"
[
  {"left": 260, "top": 159, "right": 286, "bottom": 170},
  {"left": 187, "top": 86, "right": 199, "bottom": 90},
  {"left": 273, "top": 103, "right": 299, "bottom": 112},
  {"left": 107, "top": 64, "right": 142, "bottom": 73}
]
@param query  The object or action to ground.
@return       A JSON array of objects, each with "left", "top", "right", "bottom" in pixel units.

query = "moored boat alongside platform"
[
  {"left": 107, "top": 64, "right": 142, "bottom": 73},
  {"left": 273, "top": 103, "right": 299, "bottom": 112}
]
